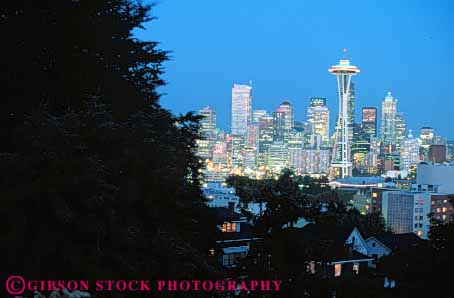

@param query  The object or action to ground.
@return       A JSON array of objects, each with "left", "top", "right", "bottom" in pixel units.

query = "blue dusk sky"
[{"left": 135, "top": 0, "right": 454, "bottom": 139}]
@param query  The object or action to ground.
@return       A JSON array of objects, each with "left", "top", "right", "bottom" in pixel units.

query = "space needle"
[{"left": 329, "top": 49, "right": 360, "bottom": 179}]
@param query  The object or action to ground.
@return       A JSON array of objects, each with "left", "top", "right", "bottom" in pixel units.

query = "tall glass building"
[
  {"left": 396, "top": 112, "right": 406, "bottom": 148},
  {"left": 231, "top": 84, "right": 252, "bottom": 136},
  {"left": 361, "top": 107, "right": 377, "bottom": 138},
  {"left": 199, "top": 106, "right": 217, "bottom": 138},
  {"left": 419, "top": 127, "right": 435, "bottom": 160},
  {"left": 307, "top": 97, "right": 330, "bottom": 146},
  {"left": 278, "top": 101, "right": 294, "bottom": 131},
  {"left": 380, "top": 91, "right": 398, "bottom": 146},
  {"left": 400, "top": 130, "right": 420, "bottom": 173}
]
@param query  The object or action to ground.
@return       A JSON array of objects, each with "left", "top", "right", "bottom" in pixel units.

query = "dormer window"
[
  {"left": 222, "top": 222, "right": 237, "bottom": 232},
  {"left": 334, "top": 264, "right": 342, "bottom": 277}
]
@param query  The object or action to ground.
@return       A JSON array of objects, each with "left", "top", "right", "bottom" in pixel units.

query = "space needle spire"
[{"left": 329, "top": 50, "right": 360, "bottom": 179}]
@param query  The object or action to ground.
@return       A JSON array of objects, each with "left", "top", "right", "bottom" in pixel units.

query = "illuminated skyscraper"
[
  {"left": 419, "top": 127, "right": 434, "bottom": 161},
  {"left": 231, "top": 134, "right": 244, "bottom": 168},
  {"left": 278, "top": 101, "right": 294, "bottom": 130},
  {"left": 396, "top": 112, "right": 406, "bottom": 148},
  {"left": 199, "top": 106, "right": 217, "bottom": 138},
  {"left": 272, "top": 101, "right": 294, "bottom": 142},
  {"left": 361, "top": 107, "right": 377, "bottom": 138},
  {"left": 351, "top": 124, "right": 370, "bottom": 171},
  {"left": 347, "top": 81, "right": 356, "bottom": 125},
  {"left": 272, "top": 109, "right": 286, "bottom": 141},
  {"left": 307, "top": 97, "right": 330, "bottom": 146},
  {"left": 231, "top": 84, "right": 252, "bottom": 136},
  {"left": 196, "top": 106, "right": 217, "bottom": 160},
  {"left": 380, "top": 91, "right": 398, "bottom": 147},
  {"left": 329, "top": 53, "right": 360, "bottom": 178},
  {"left": 400, "top": 130, "right": 420, "bottom": 173},
  {"left": 246, "top": 124, "right": 259, "bottom": 150},
  {"left": 258, "top": 116, "right": 274, "bottom": 167}
]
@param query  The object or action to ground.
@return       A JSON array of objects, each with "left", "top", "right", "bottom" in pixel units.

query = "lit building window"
[
  {"left": 307, "top": 261, "right": 316, "bottom": 274},
  {"left": 416, "top": 230, "right": 423, "bottom": 237},
  {"left": 442, "top": 207, "right": 447, "bottom": 212},
  {"left": 372, "top": 193, "right": 377, "bottom": 198},
  {"left": 353, "top": 262, "right": 359, "bottom": 274},
  {"left": 222, "top": 222, "right": 237, "bottom": 232},
  {"left": 209, "top": 248, "right": 215, "bottom": 256},
  {"left": 436, "top": 208, "right": 441, "bottom": 213},
  {"left": 334, "top": 264, "right": 342, "bottom": 277}
]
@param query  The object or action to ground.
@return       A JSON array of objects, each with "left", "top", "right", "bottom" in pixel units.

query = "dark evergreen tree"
[{"left": 0, "top": 1, "right": 222, "bottom": 294}]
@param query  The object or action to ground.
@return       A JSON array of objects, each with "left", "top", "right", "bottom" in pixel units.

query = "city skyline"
[{"left": 136, "top": 0, "right": 454, "bottom": 139}]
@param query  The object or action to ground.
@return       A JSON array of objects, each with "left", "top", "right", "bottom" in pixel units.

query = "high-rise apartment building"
[
  {"left": 288, "top": 148, "right": 330, "bottom": 175},
  {"left": 382, "top": 191, "right": 431, "bottom": 238}
]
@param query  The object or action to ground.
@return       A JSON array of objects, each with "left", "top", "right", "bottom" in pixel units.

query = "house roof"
[
  {"left": 286, "top": 223, "right": 371, "bottom": 263},
  {"left": 372, "top": 233, "right": 425, "bottom": 251},
  {"left": 329, "top": 250, "right": 374, "bottom": 263},
  {"left": 295, "top": 223, "right": 356, "bottom": 245},
  {"left": 211, "top": 207, "right": 243, "bottom": 224}
]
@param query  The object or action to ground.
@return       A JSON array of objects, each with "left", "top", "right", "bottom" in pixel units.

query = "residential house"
[
  {"left": 292, "top": 224, "right": 374, "bottom": 278},
  {"left": 365, "top": 233, "right": 425, "bottom": 266},
  {"left": 210, "top": 207, "right": 262, "bottom": 268}
]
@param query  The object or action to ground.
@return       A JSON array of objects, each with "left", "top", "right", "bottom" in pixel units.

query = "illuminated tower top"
[{"left": 328, "top": 59, "right": 361, "bottom": 75}]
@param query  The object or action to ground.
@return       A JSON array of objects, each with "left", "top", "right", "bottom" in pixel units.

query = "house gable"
[
  {"left": 345, "top": 227, "right": 368, "bottom": 256},
  {"left": 365, "top": 236, "right": 392, "bottom": 259}
]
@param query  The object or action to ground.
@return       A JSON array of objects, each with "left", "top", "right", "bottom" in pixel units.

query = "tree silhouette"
[{"left": 0, "top": 1, "right": 222, "bottom": 292}]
